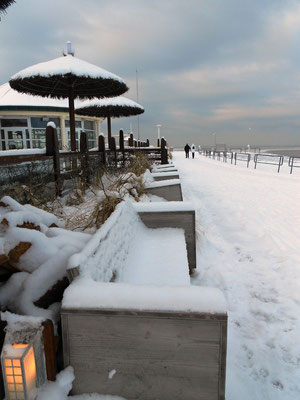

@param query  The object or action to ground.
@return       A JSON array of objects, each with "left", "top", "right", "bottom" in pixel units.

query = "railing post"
[
  {"left": 134, "top": 140, "right": 137, "bottom": 148},
  {"left": 80, "top": 131, "right": 90, "bottom": 184},
  {"left": 46, "top": 123, "right": 61, "bottom": 196},
  {"left": 161, "top": 137, "right": 168, "bottom": 164},
  {"left": 119, "top": 129, "right": 126, "bottom": 165},
  {"left": 119, "top": 129, "right": 124, "bottom": 151},
  {"left": 129, "top": 133, "right": 134, "bottom": 147},
  {"left": 157, "top": 138, "right": 160, "bottom": 148},
  {"left": 146, "top": 139, "right": 150, "bottom": 147},
  {"left": 98, "top": 134, "right": 106, "bottom": 165},
  {"left": 110, "top": 136, "right": 117, "bottom": 166}
]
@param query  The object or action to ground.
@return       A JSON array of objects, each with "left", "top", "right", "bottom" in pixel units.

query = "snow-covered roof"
[
  {"left": 0, "top": 82, "right": 69, "bottom": 110},
  {"left": 0, "top": 82, "right": 94, "bottom": 112}
]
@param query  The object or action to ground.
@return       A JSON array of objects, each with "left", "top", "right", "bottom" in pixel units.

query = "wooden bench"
[
  {"left": 145, "top": 179, "right": 183, "bottom": 201},
  {"left": 62, "top": 200, "right": 227, "bottom": 400},
  {"left": 133, "top": 202, "right": 196, "bottom": 272},
  {"left": 151, "top": 171, "right": 180, "bottom": 181}
]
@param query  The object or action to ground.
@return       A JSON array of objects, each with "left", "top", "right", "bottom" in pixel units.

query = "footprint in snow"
[{"left": 235, "top": 247, "right": 254, "bottom": 262}]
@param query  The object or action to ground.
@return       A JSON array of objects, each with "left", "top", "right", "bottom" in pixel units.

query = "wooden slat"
[{"left": 42, "top": 320, "right": 57, "bottom": 381}]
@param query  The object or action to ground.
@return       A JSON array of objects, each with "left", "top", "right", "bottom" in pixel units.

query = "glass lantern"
[{"left": 1, "top": 343, "right": 37, "bottom": 400}]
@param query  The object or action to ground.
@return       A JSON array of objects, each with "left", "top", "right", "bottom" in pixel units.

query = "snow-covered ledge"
[
  {"left": 62, "top": 278, "right": 226, "bottom": 314},
  {"left": 145, "top": 178, "right": 183, "bottom": 201}
]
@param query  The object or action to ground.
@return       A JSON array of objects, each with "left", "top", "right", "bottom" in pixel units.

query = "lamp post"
[
  {"left": 156, "top": 124, "right": 162, "bottom": 140},
  {"left": 156, "top": 124, "right": 162, "bottom": 147},
  {"left": 212, "top": 132, "right": 216, "bottom": 149}
]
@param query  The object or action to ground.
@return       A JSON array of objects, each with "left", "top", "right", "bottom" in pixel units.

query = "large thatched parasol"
[
  {"left": 9, "top": 43, "right": 128, "bottom": 151},
  {"left": 0, "top": 0, "right": 15, "bottom": 15},
  {"left": 75, "top": 96, "right": 144, "bottom": 145}
]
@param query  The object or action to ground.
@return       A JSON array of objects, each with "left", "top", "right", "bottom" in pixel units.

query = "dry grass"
[
  {"left": 5, "top": 153, "right": 152, "bottom": 232},
  {"left": 128, "top": 151, "right": 151, "bottom": 176}
]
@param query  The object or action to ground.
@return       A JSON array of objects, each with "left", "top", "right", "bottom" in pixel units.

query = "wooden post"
[
  {"left": 146, "top": 139, "right": 150, "bottom": 147},
  {"left": 68, "top": 86, "right": 76, "bottom": 151},
  {"left": 119, "top": 129, "right": 124, "bottom": 151},
  {"left": 134, "top": 140, "right": 137, "bottom": 148},
  {"left": 110, "top": 136, "right": 117, "bottom": 166},
  {"left": 46, "top": 124, "right": 61, "bottom": 196},
  {"left": 107, "top": 116, "right": 112, "bottom": 148},
  {"left": 161, "top": 137, "right": 168, "bottom": 164},
  {"left": 42, "top": 320, "right": 57, "bottom": 381},
  {"left": 129, "top": 133, "right": 134, "bottom": 147},
  {"left": 119, "top": 129, "right": 125, "bottom": 165},
  {"left": 98, "top": 134, "right": 106, "bottom": 165},
  {"left": 0, "top": 319, "right": 7, "bottom": 399},
  {"left": 80, "top": 131, "right": 90, "bottom": 184}
]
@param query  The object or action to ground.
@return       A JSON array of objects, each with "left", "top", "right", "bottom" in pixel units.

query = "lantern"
[{"left": 1, "top": 343, "right": 37, "bottom": 400}]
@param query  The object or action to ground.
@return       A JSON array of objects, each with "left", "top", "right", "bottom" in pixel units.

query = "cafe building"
[{"left": 0, "top": 82, "right": 104, "bottom": 151}]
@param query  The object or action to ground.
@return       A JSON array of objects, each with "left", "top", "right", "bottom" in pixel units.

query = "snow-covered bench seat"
[
  {"left": 151, "top": 171, "right": 180, "bottom": 181},
  {"left": 62, "top": 201, "right": 227, "bottom": 400},
  {"left": 152, "top": 164, "right": 178, "bottom": 173},
  {"left": 152, "top": 166, "right": 178, "bottom": 173},
  {"left": 133, "top": 201, "right": 196, "bottom": 272},
  {"left": 145, "top": 179, "right": 183, "bottom": 201},
  {"left": 66, "top": 200, "right": 191, "bottom": 282}
]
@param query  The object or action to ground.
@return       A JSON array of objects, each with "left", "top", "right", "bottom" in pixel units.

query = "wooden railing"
[{"left": 0, "top": 126, "right": 169, "bottom": 196}]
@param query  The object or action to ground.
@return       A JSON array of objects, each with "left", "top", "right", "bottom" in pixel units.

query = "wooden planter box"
[
  {"left": 145, "top": 180, "right": 183, "bottom": 201},
  {"left": 62, "top": 308, "right": 227, "bottom": 400}
]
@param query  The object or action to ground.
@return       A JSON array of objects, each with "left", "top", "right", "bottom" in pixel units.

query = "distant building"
[{"left": 0, "top": 83, "right": 104, "bottom": 151}]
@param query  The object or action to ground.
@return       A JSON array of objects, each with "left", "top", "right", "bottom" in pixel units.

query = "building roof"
[{"left": 0, "top": 82, "right": 83, "bottom": 112}]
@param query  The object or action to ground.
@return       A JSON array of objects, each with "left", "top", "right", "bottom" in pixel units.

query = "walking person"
[
  {"left": 184, "top": 143, "right": 191, "bottom": 158},
  {"left": 191, "top": 143, "right": 196, "bottom": 159}
]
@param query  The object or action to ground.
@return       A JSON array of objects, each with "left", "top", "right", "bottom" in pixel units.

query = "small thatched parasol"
[
  {"left": 75, "top": 96, "right": 144, "bottom": 145},
  {"left": 9, "top": 43, "right": 128, "bottom": 151}
]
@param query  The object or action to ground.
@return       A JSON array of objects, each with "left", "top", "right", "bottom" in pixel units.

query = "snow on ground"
[{"left": 173, "top": 151, "right": 300, "bottom": 400}]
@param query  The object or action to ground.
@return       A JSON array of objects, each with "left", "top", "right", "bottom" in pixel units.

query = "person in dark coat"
[{"left": 184, "top": 143, "right": 191, "bottom": 158}]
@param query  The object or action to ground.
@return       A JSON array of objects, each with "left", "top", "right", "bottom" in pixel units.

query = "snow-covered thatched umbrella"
[
  {"left": 9, "top": 43, "right": 128, "bottom": 151},
  {"left": 75, "top": 96, "right": 144, "bottom": 145},
  {"left": 0, "top": 0, "right": 15, "bottom": 15}
]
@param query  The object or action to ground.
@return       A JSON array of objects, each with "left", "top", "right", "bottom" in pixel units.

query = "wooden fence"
[{"left": 0, "top": 127, "right": 169, "bottom": 197}]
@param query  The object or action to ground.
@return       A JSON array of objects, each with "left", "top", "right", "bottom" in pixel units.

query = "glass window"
[
  {"left": 32, "top": 127, "right": 62, "bottom": 149},
  {"left": 1, "top": 129, "right": 6, "bottom": 150},
  {"left": 7, "top": 130, "right": 24, "bottom": 149},
  {"left": 65, "top": 120, "right": 81, "bottom": 128},
  {"left": 30, "top": 117, "right": 60, "bottom": 128},
  {"left": 84, "top": 120, "right": 94, "bottom": 130},
  {"left": 0, "top": 119, "right": 27, "bottom": 127}
]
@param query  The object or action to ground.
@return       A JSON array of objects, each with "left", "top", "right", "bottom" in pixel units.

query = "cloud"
[{"left": 1, "top": 0, "right": 300, "bottom": 146}]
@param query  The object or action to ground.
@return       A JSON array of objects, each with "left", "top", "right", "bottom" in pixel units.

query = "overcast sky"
[{"left": 1, "top": 0, "right": 300, "bottom": 147}]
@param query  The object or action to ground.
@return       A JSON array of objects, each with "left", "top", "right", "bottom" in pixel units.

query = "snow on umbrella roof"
[
  {"left": 75, "top": 96, "right": 145, "bottom": 118},
  {"left": 9, "top": 54, "right": 128, "bottom": 99},
  {"left": 0, "top": 0, "right": 15, "bottom": 15}
]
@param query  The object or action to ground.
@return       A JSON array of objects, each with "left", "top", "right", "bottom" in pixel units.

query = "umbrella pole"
[
  {"left": 107, "top": 116, "right": 112, "bottom": 149},
  {"left": 68, "top": 87, "right": 76, "bottom": 151}
]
